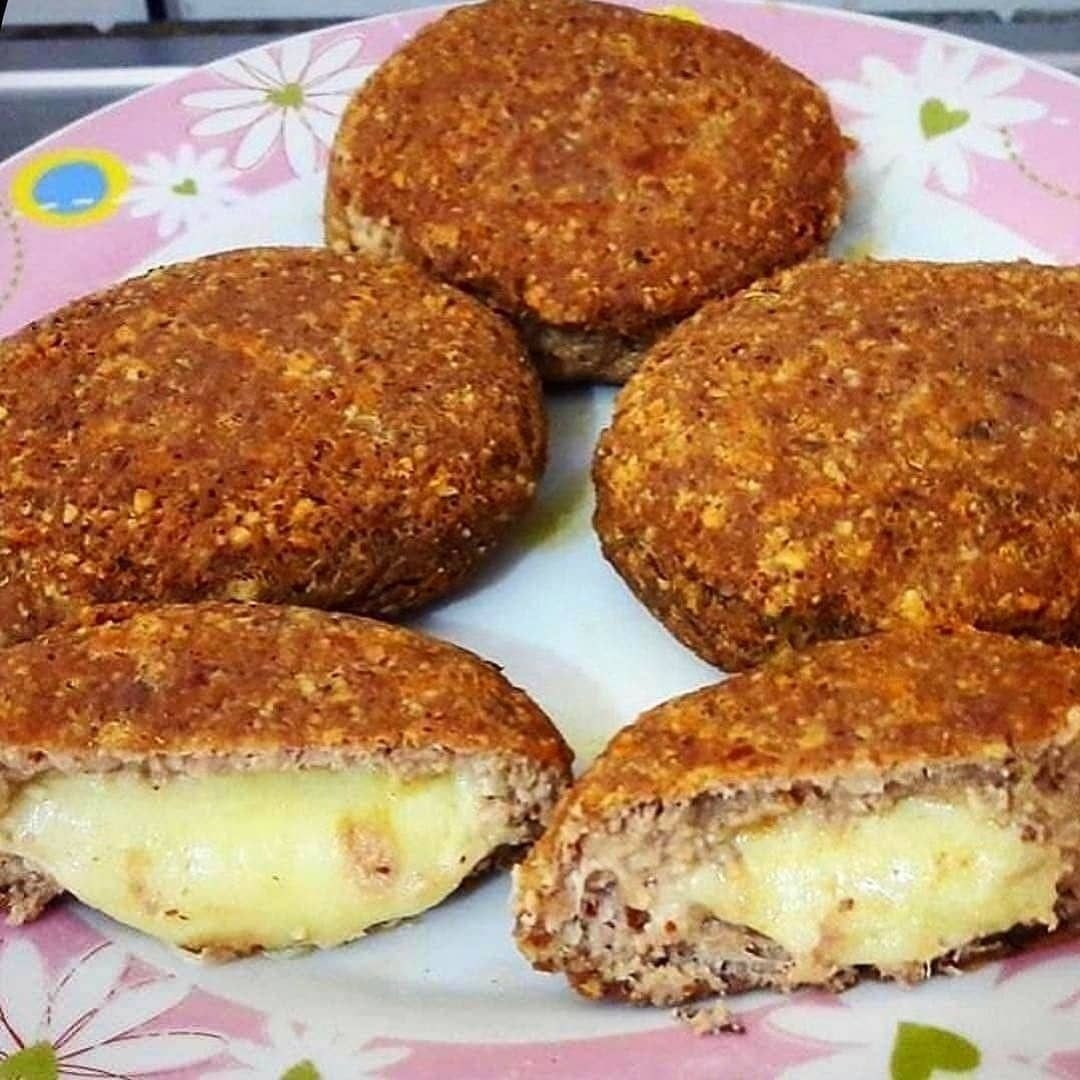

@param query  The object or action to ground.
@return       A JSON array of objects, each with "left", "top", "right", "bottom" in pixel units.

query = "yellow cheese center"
[
  {"left": 0, "top": 768, "right": 499, "bottom": 954},
  {"left": 671, "top": 797, "right": 1062, "bottom": 980}
]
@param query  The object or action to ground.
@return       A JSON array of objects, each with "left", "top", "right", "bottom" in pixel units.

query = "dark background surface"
[{"left": 0, "top": 7, "right": 1078, "bottom": 161}]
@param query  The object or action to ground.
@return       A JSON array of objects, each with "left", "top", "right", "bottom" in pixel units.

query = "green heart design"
[
  {"left": 920, "top": 98, "right": 970, "bottom": 139},
  {"left": 0, "top": 1043, "right": 59, "bottom": 1080},
  {"left": 171, "top": 177, "right": 198, "bottom": 196},
  {"left": 890, "top": 1022, "right": 981, "bottom": 1080},
  {"left": 280, "top": 1061, "right": 321, "bottom": 1080}
]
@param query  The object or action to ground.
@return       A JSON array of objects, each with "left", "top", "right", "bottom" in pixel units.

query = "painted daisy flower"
[
  {"left": 770, "top": 948, "right": 1080, "bottom": 1078},
  {"left": 206, "top": 1014, "right": 408, "bottom": 1079},
  {"left": 182, "top": 36, "right": 373, "bottom": 177},
  {"left": 123, "top": 144, "right": 242, "bottom": 239},
  {"left": 0, "top": 937, "right": 222, "bottom": 1078},
  {"left": 826, "top": 39, "right": 1047, "bottom": 196}
]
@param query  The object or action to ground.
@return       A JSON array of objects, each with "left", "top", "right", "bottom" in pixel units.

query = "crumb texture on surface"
[
  {"left": 0, "top": 602, "right": 573, "bottom": 778},
  {"left": 0, "top": 247, "right": 545, "bottom": 646},
  {"left": 513, "top": 629, "right": 1080, "bottom": 1004},
  {"left": 595, "top": 260, "right": 1080, "bottom": 669},
  {"left": 327, "top": 0, "right": 846, "bottom": 375}
]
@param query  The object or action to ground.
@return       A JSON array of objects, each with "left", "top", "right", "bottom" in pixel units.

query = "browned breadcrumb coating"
[
  {"left": 0, "top": 602, "right": 573, "bottom": 932},
  {"left": 673, "top": 1000, "right": 744, "bottom": 1036},
  {"left": 326, "top": 0, "right": 847, "bottom": 381},
  {"left": 0, "top": 247, "right": 545, "bottom": 646},
  {"left": 594, "top": 259, "right": 1080, "bottom": 671},
  {"left": 513, "top": 629, "right": 1080, "bottom": 1004},
  {"left": 0, "top": 602, "right": 572, "bottom": 777}
]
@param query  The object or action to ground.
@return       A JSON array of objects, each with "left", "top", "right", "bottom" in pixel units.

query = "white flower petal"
[
  {"left": 162, "top": 206, "right": 181, "bottom": 238},
  {"left": 283, "top": 110, "right": 318, "bottom": 176},
  {"left": 996, "top": 953, "right": 1080, "bottom": 1012},
  {"left": 176, "top": 143, "right": 195, "bottom": 169},
  {"left": 234, "top": 110, "right": 284, "bottom": 170},
  {"left": 963, "top": 62, "right": 1025, "bottom": 100},
  {"left": 978, "top": 96, "right": 1047, "bottom": 125},
  {"left": 278, "top": 37, "right": 312, "bottom": 85},
  {"left": 127, "top": 163, "right": 167, "bottom": 184},
  {"left": 126, "top": 192, "right": 169, "bottom": 217},
  {"left": 201, "top": 1070, "right": 251, "bottom": 1080},
  {"left": 0, "top": 938, "right": 48, "bottom": 1043},
  {"left": 235, "top": 49, "right": 283, "bottom": 89},
  {"left": 191, "top": 103, "right": 273, "bottom": 137},
  {"left": 71, "top": 1031, "right": 223, "bottom": 1074},
  {"left": 139, "top": 150, "right": 174, "bottom": 180},
  {"left": 933, "top": 143, "right": 971, "bottom": 195},
  {"left": 306, "top": 68, "right": 371, "bottom": 96},
  {"left": 212, "top": 185, "right": 244, "bottom": 207},
  {"left": 940, "top": 48, "right": 981, "bottom": 94},
  {"left": 768, "top": 1000, "right": 876, "bottom": 1044},
  {"left": 46, "top": 944, "right": 127, "bottom": 1048},
  {"left": 62, "top": 977, "right": 192, "bottom": 1053},
  {"left": 0, "top": 1024, "right": 18, "bottom": 1055},
  {"left": 305, "top": 37, "right": 364, "bottom": 84},
  {"left": 302, "top": 105, "right": 345, "bottom": 147},
  {"left": 219, "top": 1036, "right": 274, "bottom": 1068},
  {"left": 916, "top": 39, "right": 948, "bottom": 88},
  {"left": 201, "top": 146, "right": 228, "bottom": 169},
  {"left": 861, "top": 56, "right": 905, "bottom": 95},
  {"left": 212, "top": 57, "right": 269, "bottom": 90},
  {"left": 304, "top": 92, "right": 354, "bottom": 116},
  {"left": 264, "top": 1014, "right": 308, "bottom": 1056},
  {"left": 183, "top": 87, "right": 268, "bottom": 111},
  {"left": 354, "top": 1046, "right": 411, "bottom": 1072},
  {"left": 825, "top": 78, "right": 878, "bottom": 112},
  {"left": 958, "top": 123, "right": 1010, "bottom": 158}
]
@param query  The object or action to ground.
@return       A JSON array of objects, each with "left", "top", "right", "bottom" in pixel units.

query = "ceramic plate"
[{"left": 0, "top": 3, "right": 1078, "bottom": 1077}]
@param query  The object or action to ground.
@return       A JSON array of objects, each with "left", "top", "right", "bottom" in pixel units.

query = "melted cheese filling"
[
  {"left": 0, "top": 768, "right": 500, "bottom": 953},
  {"left": 663, "top": 797, "right": 1062, "bottom": 980}
]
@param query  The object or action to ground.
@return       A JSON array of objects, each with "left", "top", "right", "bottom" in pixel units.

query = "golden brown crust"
[
  {"left": 0, "top": 602, "right": 573, "bottom": 777},
  {"left": 0, "top": 247, "right": 545, "bottom": 646},
  {"left": 594, "top": 259, "right": 1080, "bottom": 670},
  {"left": 513, "top": 629, "right": 1080, "bottom": 1003},
  {"left": 327, "top": 0, "right": 846, "bottom": 366},
  {"left": 539, "top": 630, "right": 1080, "bottom": 829}
]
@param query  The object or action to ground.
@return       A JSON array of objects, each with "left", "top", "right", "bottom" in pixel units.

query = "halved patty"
[
  {"left": 514, "top": 629, "right": 1080, "bottom": 1004},
  {"left": 327, "top": 0, "right": 847, "bottom": 382},
  {"left": 0, "top": 602, "right": 573, "bottom": 954},
  {"left": 0, "top": 247, "right": 545, "bottom": 646},
  {"left": 594, "top": 259, "right": 1080, "bottom": 670}
]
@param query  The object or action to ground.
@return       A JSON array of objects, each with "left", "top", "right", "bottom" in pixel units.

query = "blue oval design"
[{"left": 31, "top": 161, "right": 109, "bottom": 215}]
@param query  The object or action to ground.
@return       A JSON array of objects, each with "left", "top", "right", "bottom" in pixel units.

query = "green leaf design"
[
  {"left": 890, "top": 1022, "right": 981, "bottom": 1080},
  {"left": 170, "top": 178, "right": 198, "bottom": 196},
  {"left": 919, "top": 98, "right": 970, "bottom": 139},
  {"left": 280, "top": 1060, "right": 321, "bottom": 1080},
  {"left": 0, "top": 1043, "right": 60, "bottom": 1080}
]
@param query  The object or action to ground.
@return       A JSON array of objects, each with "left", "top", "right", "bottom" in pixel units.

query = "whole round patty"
[
  {"left": 326, "top": 0, "right": 847, "bottom": 383},
  {"left": 594, "top": 259, "right": 1080, "bottom": 671},
  {"left": 0, "top": 247, "right": 545, "bottom": 646}
]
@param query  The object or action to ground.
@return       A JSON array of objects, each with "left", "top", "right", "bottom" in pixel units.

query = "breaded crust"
[
  {"left": 0, "top": 603, "right": 572, "bottom": 778},
  {"left": 594, "top": 260, "right": 1080, "bottom": 670},
  {"left": 326, "top": 0, "right": 847, "bottom": 382},
  {"left": 0, "top": 603, "right": 573, "bottom": 934},
  {"left": 513, "top": 629, "right": 1080, "bottom": 1003},
  {"left": 0, "top": 247, "right": 545, "bottom": 647}
]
